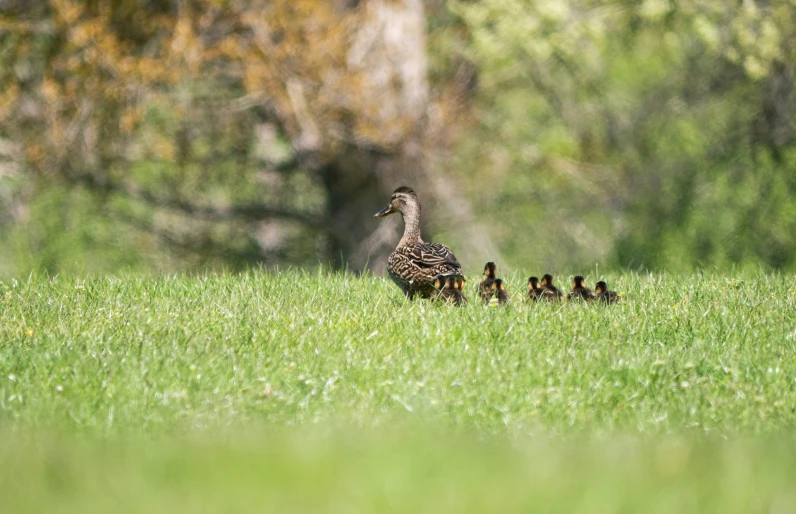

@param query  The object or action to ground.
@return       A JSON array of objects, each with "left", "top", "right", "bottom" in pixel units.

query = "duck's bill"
[{"left": 374, "top": 205, "right": 393, "bottom": 217}]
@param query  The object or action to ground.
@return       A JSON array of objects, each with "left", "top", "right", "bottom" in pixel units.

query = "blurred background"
[{"left": 0, "top": 0, "right": 794, "bottom": 277}]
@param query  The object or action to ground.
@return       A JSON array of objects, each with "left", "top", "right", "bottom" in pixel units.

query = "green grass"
[
  {"left": 4, "top": 430, "right": 796, "bottom": 513},
  {"left": 2, "top": 269, "right": 796, "bottom": 512}
]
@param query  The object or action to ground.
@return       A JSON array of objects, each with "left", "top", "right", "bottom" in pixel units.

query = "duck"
[
  {"left": 451, "top": 275, "right": 468, "bottom": 306},
  {"left": 567, "top": 275, "right": 594, "bottom": 302},
  {"left": 490, "top": 278, "right": 509, "bottom": 305},
  {"left": 433, "top": 274, "right": 467, "bottom": 306},
  {"left": 539, "top": 273, "right": 563, "bottom": 302},
  {"left": 479, "top": 262, "right": 497, "bottom": 304},
  {"left": 374, "top": 186, "right": 463, "bottom": 300},
  {"left": 594, "top": 281, "right": 619, "bottom": 304},
  {"left": 527, "top": 276, "right": 545, "bottom": 302}
]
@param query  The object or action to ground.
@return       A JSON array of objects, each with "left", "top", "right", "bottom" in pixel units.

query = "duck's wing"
[
  {"left": 543, "top": 287, "right": 562, "bottom": 302},
  {"left": 408, "top": 242, "right": 462, "bottom": 271}
]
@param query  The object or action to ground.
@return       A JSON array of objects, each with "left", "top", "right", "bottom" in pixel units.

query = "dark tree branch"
[
  {"left": 71, "top": 171, "right": 329, "bottom": 231},
  {"left": 117, "top": 211, "right": 282, "bottom": 264}
]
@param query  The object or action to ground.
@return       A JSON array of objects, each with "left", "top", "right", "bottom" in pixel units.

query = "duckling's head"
[
  {"left": 483, "top": 262, "right": 496, "bottom": 278},
  {"left": 573, "top": 275, "right": 586, "bottom": 288},
  {"left": 445, "top": 276, "right": 458, "bottom": 290},
  {"left": 457, "top": 275, "right": 466, "bottom": 291},
  {"left": 492, "top": 278, "right": 506, "bottom": 291},
  {"left": 528, "top": 276, "right": 539, "bottom": 290},
  {"left": 374, "top": 186, "right": 418, "bottom": 217},
  {"left": 433, "top": 274, "right": 446, "bottom": 289},
  {"left": 594, "top": 281, "right": 607, "bottom": 294},
  {"left": 541, "top": 274, "right": 554, "bottom": 287}
]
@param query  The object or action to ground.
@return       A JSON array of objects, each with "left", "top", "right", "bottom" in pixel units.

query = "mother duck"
[{"left": 374, "top": 186, "right": 463, "bottom": 300}]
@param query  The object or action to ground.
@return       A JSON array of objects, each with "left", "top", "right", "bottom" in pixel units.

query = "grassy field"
[{"left": 2, "top": 269, "right": 796, "bottom": 512}]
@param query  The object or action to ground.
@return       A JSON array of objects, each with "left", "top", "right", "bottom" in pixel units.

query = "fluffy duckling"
[
  {"left": 539, "top": 273, "right": 563, "bottom": 302},
  {"left": 433, "top": 274, "right": 451, "bottom": 302},
  {"left": 527, "top": 276, "right": 545, "bottom": 302},
  {"left": 594, "top": 281, "right": 619, "bottom": 304},
  {"left": 567, "top": 275, "right": 594, "bottom": 302},
  {"left": 490, "top": 278, "right": 509, "bottom": 306},
  {"left": 453, "top": 275, "right": 468, "bottom": 305},
  {"left": 434, "top": 274, "right": 467, "bottom": 306},
  {"left": 479, "top": 262, "right": 497, "bottom": 304}
]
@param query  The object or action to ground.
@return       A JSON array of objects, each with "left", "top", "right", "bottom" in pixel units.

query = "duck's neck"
[{"left": 398, "top": 203, "right": 422, "bottom": 245}]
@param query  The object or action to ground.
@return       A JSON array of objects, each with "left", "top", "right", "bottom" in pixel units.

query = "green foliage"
[
  {"left": 453, "top": 0, "right": 796, "bottom": 271},
  {"left": 2, "top": 1, "right": 796, "bottom": 274},
  {"left": 0, "top": 185, "right": 153, "bottom": 276}
]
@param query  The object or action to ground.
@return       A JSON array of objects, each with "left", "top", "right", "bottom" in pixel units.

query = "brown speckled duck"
[
  {"left": 594, "top": 281, "right": 619, "bottom": 304},
  {"left": 374, "top": 187, "right": 463, "bottom": 300},
  {"left": 568, "top": 275, "right": 594, "bottom": 302}
]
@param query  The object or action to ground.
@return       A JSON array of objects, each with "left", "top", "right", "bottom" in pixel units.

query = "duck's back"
[
  {"left": 387, "top": 242, "right": 462, "bottom": 299},
  {"left": 542, "top": 286, "right": 562, "bottom": 302},
  {"left": 528, "top": 287, "right": 545, "bottom": 302},
  {"left": 479, "top": 277, "right": 495, "bottom": 302},
  {"left": 568, "top": 288, "right": 594, "bottom": 301},
  {"left": 597, "top": 290, "right": 619, "bottom": 304},
  {"left": 437, "top": 288, "right": 467, "bottom": 306}
]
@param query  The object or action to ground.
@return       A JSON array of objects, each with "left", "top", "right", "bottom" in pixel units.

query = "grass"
[
  {"left": 2, "top": 269, "right": 796, "bottom": 512},
  {"left": 4, "top": 430, "right": 796, "bottom": 514}
]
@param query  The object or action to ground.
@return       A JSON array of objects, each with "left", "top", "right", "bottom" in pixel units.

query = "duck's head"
[
  {"left": 541, "top": 274, "right": 554, "bottom": 287},
  {"left": 491, "top": 278, "right": 506, "bottom": 292},
  {"left": 483, "top": 262, "right": 496, "bottom": 278},
  {"left": 528, "top": 276, "right": 539, "bottom": 291},
  {"left": 573, "top": 275, "right": 586, "bottom": 288},
  {"left": 594, "top": 281, "right": 607, "bottom": 294},
  {"left": 374, "top": 186, "right": 418, "bottom": 217}
]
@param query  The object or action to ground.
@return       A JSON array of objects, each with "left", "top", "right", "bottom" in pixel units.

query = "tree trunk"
[{"left": 317, "top": 0, "right": 432, "bottom": 271}]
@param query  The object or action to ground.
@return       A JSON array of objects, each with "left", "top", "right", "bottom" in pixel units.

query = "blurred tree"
[
  {"left": 0, "top": 0, "right": 473, "bottom": 273},
  {"left": 454, "top": 0, "right": 796, "bottom": 271},
  {"left": 5, "top": 0, "right": 794, "bottom": 275}
]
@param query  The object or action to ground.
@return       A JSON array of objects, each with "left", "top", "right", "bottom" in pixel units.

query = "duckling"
[
  {"left": 538, "top": 273, "right": 563, "bottom": 302},
  {"left": 527, "top": 276, "right": 545, "bottom": 302},
  {"left": 432, "top": 274, "right": 448, "bottom": 301},
  {"left": 594, "top": 281, "right": 619, "bottom": 304},
  {"left": 479, "top": 262, "right": 497, "bottom": 304},
  {"left": 374, "top": 186, "right": 463, "bottom": 300},
  {"left": 434, "top": 274, "right": 467, "bottom": 306},
  {"left": 490, "top": 278, "right": 509, "bottom": 306},
  {"left": 454, "top": 275, "right": 468, "bottom": 305},
  {"left": 567, "top": 275, "right": 594, "bottom": 302}
]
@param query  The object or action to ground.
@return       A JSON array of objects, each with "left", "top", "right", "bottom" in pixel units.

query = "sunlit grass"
[
  {"left": 1, "top": 269, "right": 796, "bottom": 512},
  {"left": 2, "top": 269, "right": 794, "bottom": 434}
]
